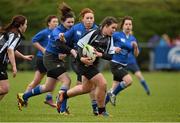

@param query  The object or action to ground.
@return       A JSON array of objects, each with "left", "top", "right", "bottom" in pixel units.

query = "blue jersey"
[
  {"left": 64, "top": 22, "right": 98, "bottom": 50},
  {"left": 46, "top": 24, "right": 69, "bottom": 55},
  {"left": 32, "top": 28, "right": 52, "bottom": 57},
  {"left": 127, "top": 52, "right": 137, "bottom": 64},
  {"left": 112, "top": 31, "right": 137, "bottom": 65}
]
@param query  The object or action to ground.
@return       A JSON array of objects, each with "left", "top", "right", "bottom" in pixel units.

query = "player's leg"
[
  {"left": 17, "top": 77, "right": 57, "bottom": 110},
  {"left": 0, "top": 80, "right": 9, "bottom": 101},
  {"left": 90, "top": 73, "right": 108, "bottom": 116},
  {"left": 106, "top": 62, "right": 132, "bottom": 106},
  {"left": 26, "top": 70, "right": 45, "bottom": 91},
  {"left": 0, "top": 66, "right": 9, "bottom": 101},
  {"left": 135, "top": 71, "right": 150, "bottom": 95},
  {"left": 57, "top": 72, "right": 71, "bottom": 114},
  {"left": 72, "top": 58, "right": 98, "bottom": 115}
]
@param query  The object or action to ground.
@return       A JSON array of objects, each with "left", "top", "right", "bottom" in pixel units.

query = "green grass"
[{"left": 0, "top": 71, "right": 180, "bottom": 122}]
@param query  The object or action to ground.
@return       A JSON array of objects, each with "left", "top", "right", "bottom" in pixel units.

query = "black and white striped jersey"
[
  {"left": 77, "top": 29, "right": 115, "bottom": 55},
  {"left": 0, "top": 32, "right": 22, "bottom": 64}
]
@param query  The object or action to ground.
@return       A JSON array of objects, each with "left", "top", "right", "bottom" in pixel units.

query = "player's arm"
[
  {"left": 15, "top": 50, "right": 34, "bottom": 60},
  {"left": 32, "top": 30, "right": 45, "bottom": 53},
  {"left": 33, "top": 42, "right": 45, "bottom": 54},
  {"left": 56, "top": 40, "right": 77, "bottom": 58},
  {"left": 131, "top": 41, "right": 139, "bottom": 57}
]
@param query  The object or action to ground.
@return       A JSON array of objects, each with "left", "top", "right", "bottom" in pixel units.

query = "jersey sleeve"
[
  {"left": 77, "top": 30, "right": 95, "bottom": 48},
  {"left": 8, "top": 33, "right": 20, "bottom": 50},
  {"left": 32, "top": 30, "right": 45, "bottom": 43},
  {"left": 108, "top": 37, "right": 115, "bottom": 54}
]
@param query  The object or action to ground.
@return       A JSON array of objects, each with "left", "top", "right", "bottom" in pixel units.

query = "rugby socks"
[
  {"left": 91, "top": 100, "right": 98, "bottom": 112},
  {"left": 113, "top": 81, "right": 126, "bottom": 95},
  {"left": 45, "top": 93, "right": 53, "bottom": 101},
  {"left": 140, "top": 80, "right": 150, "bottom": 95},
  {"left": 60, "top": 86, "right": 68, "bottom": 112},
  {"left": 98, "top": 107, "right": 106, "bottom": 114},
  {"left": 23, "top": 85, "right": 42, "bottom": 101}
]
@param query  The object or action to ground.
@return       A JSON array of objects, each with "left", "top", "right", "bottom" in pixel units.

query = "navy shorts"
[
  {"left": 71, "top": 56, "right": 82, "bottom": 82},
  {"left": 110, "top": 61, "right": 128, "bottom": 82},
  {"left": 0, "top": 63, "right": 8, "bottom": 80},
  {"left": 34, "top": 56, "right": 47, "bottom": 73},
  {"left": 43, "top": 51, "right": 67, "bottom": 79},
  {"left": 126, "top": 63, "right": 140, "bottom": 74},
  {"left": 78, "top": 61, "right": 99, "bottom": 80}
]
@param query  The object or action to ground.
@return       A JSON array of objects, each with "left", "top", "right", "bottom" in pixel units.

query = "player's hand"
[
  {"left": 70, "top": 49, "right": 77, "bottom": 58},
  {"left": 114, "top": 47, "right": 121, "bottom": 53},
  {"left": 131, "top": 41, "right": 138, "bottom": 49},
  {"left": 80, "top": 57, "right": 93, "bottom": 66},
  {"left": 23, "top": 55, "right": 34, "bottom": 61},
  {"left": 58, "top": 53, "right": 67, "bottom": 60},
  {"left": 12, "top": 66, "right": 17, "bottom": 78},
  {"left": 59, "top": 33, "right": 66, "bottom": 42},
  {"left": 94, "top": 49, "right": 102, "bottom": 57}
]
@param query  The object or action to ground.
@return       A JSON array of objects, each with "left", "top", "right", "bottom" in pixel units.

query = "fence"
[{"left": 15, "top": 41, "right": 180, "bottom": 71}]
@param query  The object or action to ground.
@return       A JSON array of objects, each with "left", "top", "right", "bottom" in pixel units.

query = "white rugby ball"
[{"left": 82, "top": 44, "right": 96, "bottom": 62}]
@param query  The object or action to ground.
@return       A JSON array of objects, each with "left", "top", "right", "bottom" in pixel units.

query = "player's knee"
[
  {"left": 125, "top": 77, "right": 133, "bottom": 86},
  {"left": 0, "top": 84, "right": 10, "bottom": 95}
]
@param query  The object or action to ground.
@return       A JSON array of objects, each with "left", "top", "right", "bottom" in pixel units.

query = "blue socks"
[
  {"left": 23, "top": 85, "right": 42, "bottom": 101},
  {"left": 60, "top": 86, "right": 68, "bottom": 112},
  {"left": 140, "top": 80, "right": 150, "bottom": 94},
  {"left": 45, "top": 93, "right": 53, "bottom": 101},
  {"left": 113, "top": 81, "right": 126, "bottom": 95},
  {"left": 91, "top": 100, "right": 98, "bottom": 112},
  {"left": 105, "top": 81, "right": 126, "bottom": 104}
]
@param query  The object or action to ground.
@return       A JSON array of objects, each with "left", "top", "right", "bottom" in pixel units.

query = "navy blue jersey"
[
  {"left": 127, "top": 52, "right": 137, "bottom": 64},
  {"left": 32, "top": 28, "right": 53, "bottom": 57},
  {"left": 46, "top": 24, "right": 69, "bottom": 55},
  {"left": 112, "top": 31, "right": 137, "bottom": 66},
  {"left": 64, "top": 22, "right": 98, "bottom": 50}
]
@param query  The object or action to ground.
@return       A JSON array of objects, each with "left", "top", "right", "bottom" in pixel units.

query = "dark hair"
[
  {"left": 100, "top": 16, "right": 118, "bottom": 29},
  {"left": 119, "top": 16, "right": 133, "bottom": 29},
  {"left": 0, "top": 15, "right": 27, "bottom": 34},
  {"left": 45, "top": 15, "right": 58, "bottom": 26},
  {"left": 59, "top": 2, "right": 75, "bottom": 22}
]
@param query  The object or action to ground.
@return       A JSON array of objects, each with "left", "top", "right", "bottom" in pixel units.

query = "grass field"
[{"left": 0, "top": 71, "right": 180, "bottom": 122}]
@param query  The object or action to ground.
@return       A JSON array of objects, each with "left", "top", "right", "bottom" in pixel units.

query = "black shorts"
[
  {"left": 110, "top": 61, "right": 128, "bottom": 82},
  {"left": 78, "top": 61, "right": 99, "bottom": 80},
  {"left": 0, "top": 63, "right": 8, "bottom": 80},
  {"left": 43, "top": 51, "right": 67, "bottom": 79},
  {"left": 34, "top": 56, "right": 47, "bottom": 73},
  {"left": 126, "top": 63, "right": 140, "bottom": 74},
  {"left": 71, "top": 56, "right": 81, "bottom": 82}
]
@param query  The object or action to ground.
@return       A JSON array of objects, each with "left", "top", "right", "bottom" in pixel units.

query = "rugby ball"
[{"left": 82, "top": 44, "right": 96, "bottom": 62}]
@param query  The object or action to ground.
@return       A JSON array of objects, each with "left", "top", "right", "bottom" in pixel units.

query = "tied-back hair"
[
  {"left": 0, "top": 15, "right": 27, "bottom": 35},
  {"left": 59, "top": 2, "right": 75, "bottom": 22},
  {"left": 45, "top": 15, "right": 58, "bottom": 26},
  {"left": 79, "top": 8, "right": 94, "bottom": 21},
  {"left": 119, "top": 16, "right": 133, "bottom": 30},
  {"left": 100, "top": 16, "right": 118, "bottom": 29}
]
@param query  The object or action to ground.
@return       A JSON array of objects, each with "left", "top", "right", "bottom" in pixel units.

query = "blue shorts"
[{"left": 126, "top": 63, "right": 140, "bottom": 74}]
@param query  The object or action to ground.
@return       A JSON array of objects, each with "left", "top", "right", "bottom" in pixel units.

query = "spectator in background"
[
  {"left": 172, "top": 34, "right": 180, "bottom": 46},
  {"left": 147, "top": 34, "right": 160, "bottom": 48},
  {"left": 158, "top": 33, "right": 171, "bottom": 47}
]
